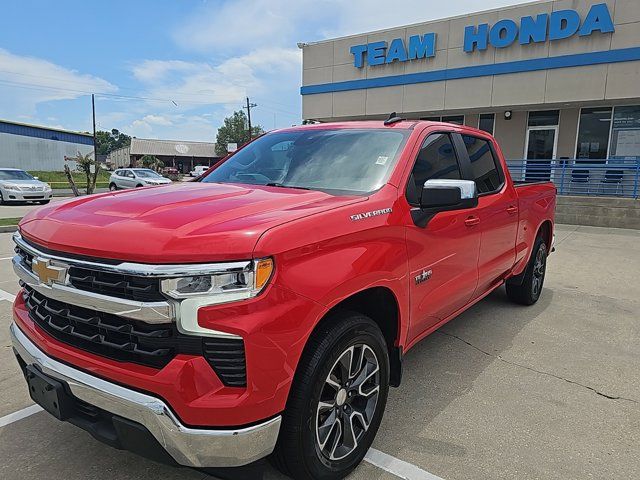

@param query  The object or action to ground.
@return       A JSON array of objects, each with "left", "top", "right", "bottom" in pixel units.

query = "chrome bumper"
[{"left": 10, "top": 323, "right": 281, "bottom": 468}]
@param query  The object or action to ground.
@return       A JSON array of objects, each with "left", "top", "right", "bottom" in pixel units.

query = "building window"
[
  {"left": 528, "top": 110, "right": 560, "bottom": 127},
  {"left": 576, "top": 107, "right": 612, "bottom": 162},
  {"left": 478, "top": 114, "right": 495, "bottom": 135},
  {"left": 461, "top": 135, "right": 503, "bottom": 194},
  {"left": 609, "top": 105, "right": 640, "bottom": 161},
  {"left": 442, "top": 115, "right": 464, "bottom": 125},
  {"left": 419, "top": 116, "right": 465, "bottom": 125}
]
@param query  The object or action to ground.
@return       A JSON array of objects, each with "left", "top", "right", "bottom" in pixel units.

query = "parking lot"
[{"left": 0, "top": 224, "right": 639, "bottom": 480}]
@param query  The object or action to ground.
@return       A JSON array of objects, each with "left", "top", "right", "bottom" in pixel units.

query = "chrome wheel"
[
  {"left": 315, "top": 344, "right": 380, "bottom": 461},
  {"left": 532, "top": 243, "right": 547, "bottom": 297}
]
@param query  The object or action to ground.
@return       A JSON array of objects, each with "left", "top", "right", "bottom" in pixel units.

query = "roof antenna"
[{"left": 384, "top": 112, "right": 403, "bottom": 126}]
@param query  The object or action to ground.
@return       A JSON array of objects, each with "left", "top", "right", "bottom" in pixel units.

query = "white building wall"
[{"left": 0, "top": 132, "right": 94, "bottom": 171}]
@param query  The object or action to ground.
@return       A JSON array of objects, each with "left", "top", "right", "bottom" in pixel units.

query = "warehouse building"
[
  {"left": 0, "top": 119, "right": 94, "bottom": 171},
  {"left": 107, "top": 137, "right": 219, "bottom": 173},
  {"left": 300, "top": 0, "right": 640, "bottom": 164}
]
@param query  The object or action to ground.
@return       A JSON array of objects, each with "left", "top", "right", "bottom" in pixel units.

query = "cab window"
[
  {"left": 461, "top": 135, "right": 503, "bottom": 194},
  {"left": 407, "top": 133, "right": 462, "bottom": 203}
]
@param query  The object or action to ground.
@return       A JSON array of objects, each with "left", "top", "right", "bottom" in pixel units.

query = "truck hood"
[{"left": 19, "top": 183, "right": 365, "bottom": 263}]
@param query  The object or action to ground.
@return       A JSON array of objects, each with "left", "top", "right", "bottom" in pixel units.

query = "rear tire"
[
  {"left": 506, "top": 236, "right": 548, "bottom": 305},
  {"left": 271, "top": 312, "right": 389, "bottom": 480}
]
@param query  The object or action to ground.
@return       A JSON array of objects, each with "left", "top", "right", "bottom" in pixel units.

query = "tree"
[
  {"left": 65, "top": 151, "right": 101, "bottom": 196},
  {"left": 141, "top": 155, "right": 163, "bottom": 172},
  {"left": 95, "top": 128, "right": 131, "bottom": 155},
  {"left": 215, "top": 110, "right": 264, "bottom": 156}
]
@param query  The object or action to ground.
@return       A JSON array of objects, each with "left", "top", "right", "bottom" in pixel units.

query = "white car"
[
  {"left": 0, "top": 168, "right": 53, "bottom": 205},
  {"left": 109, "top": 168, "right": 172, "bottom": 190},
  {"left": 189, "top": 165, "right": 209, "bottom": 177}
]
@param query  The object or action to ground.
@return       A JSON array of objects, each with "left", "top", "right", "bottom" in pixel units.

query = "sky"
[{"left": 0, "top": 0, "right": 532, "bottom": 142}]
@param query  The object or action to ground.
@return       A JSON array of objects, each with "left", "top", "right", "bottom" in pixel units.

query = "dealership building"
[{"left": 300, "top": 0, "right": 640, "bottom": 164}]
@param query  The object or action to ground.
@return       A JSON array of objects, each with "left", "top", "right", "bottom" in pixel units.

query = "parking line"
[
  {"left": 0, "top": 256, "right": 14, "bottom": 261},
  {"left": 0, "top": 404, "right": 440, "bottom": 479},
  {"left": 365, "top": 448, "right": 444, "bottom": 480},
  {"left": 0, "top": 404, "right": 43, "bottom": 428},
  {"left": 0, "top": 288, "right": 16, "bottom": 302}
]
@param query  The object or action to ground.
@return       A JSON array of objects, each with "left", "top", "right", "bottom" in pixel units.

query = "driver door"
[{"left": 405, "top": 132, "right": 481, "bottom": 343}]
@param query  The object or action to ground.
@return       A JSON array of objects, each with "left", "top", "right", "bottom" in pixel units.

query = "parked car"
[
  {"left": 108, "top": 168, "right": 172, "bottom": 190},
  {"left": 0, "top": 168, "right": 52, "bottom": 205},
  {"left": 11, "top": 120, "right": 555, "bottom": 479},
  {"left": 189, "top": 165, "right": 209, "bottom": 177}
]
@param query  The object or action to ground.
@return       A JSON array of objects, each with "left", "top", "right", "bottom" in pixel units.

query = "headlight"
[
  {"left": 43, "top": 184, "right": 52, "bottom": 191},
  {"left": 4, "top": 184, "right": 21, "bottom": 191},
  {"left": 161, "top": 257, "right": 274, "bottom": 302}
]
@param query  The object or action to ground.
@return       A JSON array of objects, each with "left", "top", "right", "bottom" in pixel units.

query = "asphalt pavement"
[{"left": 0, "top": 224, "right": 638, "bottom": 479}]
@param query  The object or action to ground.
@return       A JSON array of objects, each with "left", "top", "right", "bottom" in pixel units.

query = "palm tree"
[{"left": 141, "top": 155, "right": 164, "bottom": 172}]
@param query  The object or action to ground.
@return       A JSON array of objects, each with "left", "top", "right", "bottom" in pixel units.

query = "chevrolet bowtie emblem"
[{"left": 31, "top": 257, "right": 67, "bottom": 285}]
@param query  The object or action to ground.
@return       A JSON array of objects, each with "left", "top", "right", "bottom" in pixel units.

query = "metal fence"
[{"left": 506, "top": 160, "right": 640, "bottom": 199}]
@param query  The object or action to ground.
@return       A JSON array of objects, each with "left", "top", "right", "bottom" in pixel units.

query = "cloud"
[
  {"left": 132, "top": 47, "right": 300, "bottom": 110},
  {"left": 173, "top": 0, "right": 534, "bottom": 52},
  {"left": 125, "top": 113, "right": 216, "bottom": 141},
  {"left": 0, "top": 48, "right": 117, "bottom": 114}
]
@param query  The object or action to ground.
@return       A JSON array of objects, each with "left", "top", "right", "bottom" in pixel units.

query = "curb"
[{"left": 0, "top": 225, "right": 18, "bottom": 233}]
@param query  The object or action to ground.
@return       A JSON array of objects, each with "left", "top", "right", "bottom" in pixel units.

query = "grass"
[
  {"left": 29, "top": 170, "right": 111, "bottom": 190},
  {"left": 0, "top": 217, "right": 22, "bottom": 227}
]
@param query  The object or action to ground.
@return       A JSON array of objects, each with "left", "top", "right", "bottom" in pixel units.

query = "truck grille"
[
  {"left": 14, "top": 244, "right": 164, "bottom": 303},
  {"left": 68, "top": 267, "right": 164, "bottom": 302},
  {"left": 23, "top": 286, "right": 200, "bottom": 369},
  {"left": 22, "top": 287, "right": 247, "bottom": 386}
]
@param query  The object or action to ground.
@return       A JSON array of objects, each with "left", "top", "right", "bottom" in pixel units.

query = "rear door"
[
  {"left": 456, "top": 134, "right": 518, "bottom": 296},
  {"left": 405, "top": 131, "right": 481, "bottom": 343}
]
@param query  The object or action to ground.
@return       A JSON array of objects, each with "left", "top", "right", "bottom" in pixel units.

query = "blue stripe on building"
[
  {"left": 300, "top": 47, "right": 640, "bottom": 95},
  {"left": 0, "top": 121, "right": 94, "bottom": 146}
]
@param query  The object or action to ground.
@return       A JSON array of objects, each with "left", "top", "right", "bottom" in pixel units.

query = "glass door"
[{"left": 525, "top": 126, "right": 558, "bottom": 182}]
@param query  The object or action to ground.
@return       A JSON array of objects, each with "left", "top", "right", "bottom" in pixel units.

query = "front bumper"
[
  {"left": 1, "top": 189, "right": 52, "bottom": 201},
  {"left": 10, "top": 322, "right": 282, "bottom": 468}
]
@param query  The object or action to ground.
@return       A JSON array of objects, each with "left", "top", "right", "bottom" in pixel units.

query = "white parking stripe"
[
  {"left": 0, "top": 288, "right": 16, "bottom": 302},
  {"left": 0, "top": 256, "right": 14, "bottom": 261},
  {"left": 365, "top": 448, "right": 444, "bottom": 480},
  {"left": 0, "top": 404, "right": 43, "bottom": 428},
  {"left": 0, "top": 404, "right": 440, "bottom": 479}
]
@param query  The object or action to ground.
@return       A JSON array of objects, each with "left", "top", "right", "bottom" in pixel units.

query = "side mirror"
[{"left": 420, "top": 179, "right": 478, "bottom": 210}]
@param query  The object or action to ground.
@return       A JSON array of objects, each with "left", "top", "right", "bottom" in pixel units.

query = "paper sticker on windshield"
[{"left": 375, "top": 156, "right": 389, "bottom": 165}]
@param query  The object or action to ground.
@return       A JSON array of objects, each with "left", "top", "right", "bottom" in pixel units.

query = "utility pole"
[
  {"left": 243, "top": 97, "right": 257, "bottom": 142},
  {"left": 92, "top": 94, "right": 97, "bottom": 161}
]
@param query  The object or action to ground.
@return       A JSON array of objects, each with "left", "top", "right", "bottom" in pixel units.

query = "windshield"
[
  {"left": 133, "top": 169, "right": 162, "bottom": 178},
  {"left": 201, "top": 128, "right": 410, "bottom": 194},
  {"left": 0, "top": 170, "right": 34, "bottom": 181}
]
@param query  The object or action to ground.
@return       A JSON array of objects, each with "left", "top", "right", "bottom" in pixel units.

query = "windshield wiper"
[{"left": 265, "top": 182, "right": 312, "bottom": 190}]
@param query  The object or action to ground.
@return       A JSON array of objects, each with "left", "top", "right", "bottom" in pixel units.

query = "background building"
[
  {"left": 300, "top": 0, "right": 640, "bottom": 163},
  {"left": 0, "top": 119, "right": 94, "bottom": 171},
  {"left": 107, "top": 137, "right": 219, "bottom": 173}
]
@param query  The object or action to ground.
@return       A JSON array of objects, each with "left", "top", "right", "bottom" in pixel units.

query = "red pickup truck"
[{"left": 11, "top": 119, "right": 555, "bottom": 479}]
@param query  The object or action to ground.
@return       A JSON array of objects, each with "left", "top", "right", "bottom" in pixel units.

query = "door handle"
[
  {"left": 465, "top": 216, "right": 480, "bottom": 227},
  {"left": 507, "top": 205, "right": 519, "bottom": 215}
]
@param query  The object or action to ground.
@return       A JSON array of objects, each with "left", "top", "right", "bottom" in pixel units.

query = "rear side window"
[
  {"left": 461, "top": 135, "right": 503, "bottom": 194},
  {"left": 410, "top": 133, "right": 461, "bottom": 195}
]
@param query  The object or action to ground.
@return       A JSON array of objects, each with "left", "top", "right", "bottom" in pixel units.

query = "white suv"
[{"left": 109, "top": 168, "right": 172, "bottom": 190}]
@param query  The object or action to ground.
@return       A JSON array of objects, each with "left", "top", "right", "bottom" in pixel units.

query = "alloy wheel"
[
  {"left": 315, "top": 344, "right": 380, "bottom": 461},
  {"left": 532, "top": 244, "right": 547, "bottom": 297}
]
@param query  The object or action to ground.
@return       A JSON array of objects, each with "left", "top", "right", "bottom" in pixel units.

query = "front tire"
[
  {"left": 272, "top": 312, "right": 389, "bottom": 480},
  {"left": 506, "top": 236, "right": 548, "bottom": 305},
  {"left": 109, "top": 183, "right": 118, "bottom": 191},
  {"left": 38, "top": 200, "right": 50, "bottom": 205}
]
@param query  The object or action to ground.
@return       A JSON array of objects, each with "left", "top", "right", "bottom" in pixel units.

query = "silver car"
[
  {"left": 109, "top": 168, "right": 172, "bottom": 190},
  {"left": 0, "top": 168, "right": 53, "bottom": 205}
]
